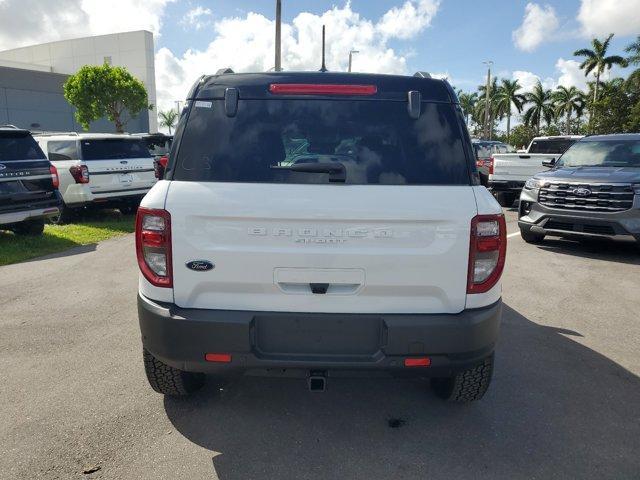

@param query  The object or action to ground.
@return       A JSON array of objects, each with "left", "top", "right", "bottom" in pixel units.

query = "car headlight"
[{"left": 525, "top": 178, "right": 545, "bottom": 190}]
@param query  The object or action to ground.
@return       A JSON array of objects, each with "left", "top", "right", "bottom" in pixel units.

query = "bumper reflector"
[
  {"left": 205, "top": 353, "right": 232, "bottom": 363},
  {"left": 404, "top": 357, "right": 431, "bottom": 367}
]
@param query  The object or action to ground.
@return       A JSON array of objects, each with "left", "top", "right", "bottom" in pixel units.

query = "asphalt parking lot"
[{"left": 1, "top": 207, "right": 639, "bottom": 480}]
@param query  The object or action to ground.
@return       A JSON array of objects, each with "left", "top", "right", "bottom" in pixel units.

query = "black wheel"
[
  {"left": 119, "top": 204, "right": 138, "bottom": 215},
  {"left": 431, "top": 355, "right": 494, "bottom": 403},
  {"left": 13, "top": 219, "right": 45, "bottom": 236},
  {"left": 143, "top": 348, "right": 205, "bottom": 396},
  {"left": 496, "top": 192, "right": 516, "bottom": 208},
  {"left": 520, "top": 227, "right": 545, "bottom": 244},
  {"left": 49, "top": 205, "right": 74, "bottom": 225}
]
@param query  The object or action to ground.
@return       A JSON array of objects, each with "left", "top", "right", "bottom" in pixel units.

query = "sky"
[{"left": 0, "top": 0, "right": 639, "bottom": 114}]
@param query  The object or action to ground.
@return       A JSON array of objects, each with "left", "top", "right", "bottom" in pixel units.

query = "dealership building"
[{"left": 0, "top": 30, "right": 157, "bottom": 133}]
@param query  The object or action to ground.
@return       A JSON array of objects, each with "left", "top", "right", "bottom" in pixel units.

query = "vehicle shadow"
[
  {"left": 163, "top": 304, "right": 640, "bottom": 480},
  {"left": 536, "top": 237, "right": 640, "bottom": 265}
]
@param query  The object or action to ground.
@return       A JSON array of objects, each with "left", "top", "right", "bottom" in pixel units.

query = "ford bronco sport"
[{"left": 136, "top": 71, "right": 506, "bottom": 402}]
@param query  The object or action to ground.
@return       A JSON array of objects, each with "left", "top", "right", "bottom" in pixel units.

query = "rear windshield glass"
[
  {"left": 174, "top": 100, "right": 470, "bottom": 185},
  {"left": 143, "top": 137, "right": 172, "bottom": 156},
  {"left": 474, "top": 142, "right": 514, "bottom": 158},
  {"left": 558, "top": 140, "right": 640, "bottom": 168},
  {"left": 0, "top": 132, "right": 46, "bottom": 161},
  {"left": 528, "top": 139, "right": 576, "bottom": 154},
  {"left": 81, "top": 139, "right": 151, "bottom": 160}
]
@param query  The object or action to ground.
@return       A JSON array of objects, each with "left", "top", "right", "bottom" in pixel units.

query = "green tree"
[
  {"left": 625, "top": 35, "right": 640, "bottom": 85},
  {"left": 458, "top": 92, "right": 478, "bottom": 126},
  {"left": 494, "top": 79, "right": 526, "bottom": 144},
  {"left": 158, "top": 109, "right": 179, "bottom": 134},
  {"left": 63, "top": 64, "right": 151, "bottom": 133},
  {"left": 505, "top": 124, "right": 537, "bottom": 150},
  {"left": 552, "top": 85, "right": 586, "bottom": 135},
  {"left": 590, "top": 78, "right": 632, "bottom": 134},
  {"left": 574, "top": 33, "right": 628, "bottom": 130},
  {"left": 523, "top": 81, "right": 554, "bottom": 135}
]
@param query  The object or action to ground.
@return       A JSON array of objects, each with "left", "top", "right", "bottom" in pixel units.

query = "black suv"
[
  {"left": 519, "top": 134, "right": 640, "bottom": 244},
  {"left": 0, "top": 127, "right": 61, "bottom": 235}
]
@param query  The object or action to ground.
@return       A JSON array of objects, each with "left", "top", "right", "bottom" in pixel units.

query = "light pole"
[
  {"left": 482, "top": 60, "right": 493, "bottom": 140},
  {"left": 174, "top": 100, "right": 182, "bottom": 114},
  {"left": 275, "top": 0, "right": 282, "bottom": 72},
  {"left": 348, "top": 49, "right": 359, "bottom": 72}
]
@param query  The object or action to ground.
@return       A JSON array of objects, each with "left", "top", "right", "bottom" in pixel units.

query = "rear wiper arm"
[{"left": 271, "top": 162, "right": 346, "bottom": 183}]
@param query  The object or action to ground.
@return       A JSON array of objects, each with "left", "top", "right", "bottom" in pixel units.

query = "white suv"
[
  {"left": 136, "top": 71, "right": 506, "bottom": 402},
  {"left": 35, "top": 133, "right": 156, "bottom": 221}
]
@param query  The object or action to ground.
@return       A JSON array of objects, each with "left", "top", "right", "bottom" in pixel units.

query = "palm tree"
[
  {"left": 458, "top": 92, "right": 478, "bottom": 126},
  {"left": 494, "top": 79, "right": 526, "bottom": 144},
  {"left": 624, "top": 35, "right": 640, "bottom": 84},
  {"left": 574, "top": 34, "right": 628, "bottom": 129},
  {"left": 158, "top": 109, "right": 179, "bottom": 134},
  {"left": 523, "top": 81, "right": 554, "bottom": 135},
  {"left": 552, "top": 86, "right": 586, "bottom": 135}
]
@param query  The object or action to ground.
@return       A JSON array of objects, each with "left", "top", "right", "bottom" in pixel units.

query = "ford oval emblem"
[
  {"left": 186, "top": 260, "right": 214, "bottom": 271},
  {"left": 120, "top": 160, "right": 128, "bottom": 164},
  {"left": 573, "top": 187, "right": 592, "bottom": 197}
]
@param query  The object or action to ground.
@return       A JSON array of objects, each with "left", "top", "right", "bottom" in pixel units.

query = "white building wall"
[{"left": 0, "top": 31, "right": 158, "bottom": 132}]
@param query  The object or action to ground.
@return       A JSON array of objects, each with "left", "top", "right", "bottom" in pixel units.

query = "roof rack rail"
[
  {"left": 0, "top": 124, "right": 19, "bottom": 129},
  {"left": 216, "top": 68, "right": 234, "bottom": 75},
  {"left": 414, "top": 71, "right": 432, "bottom": 79},
  {"left": 31, "top": 131, "right": 80, "bottom": 136}
]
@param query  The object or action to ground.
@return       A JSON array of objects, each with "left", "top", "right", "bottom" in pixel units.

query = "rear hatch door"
[
  {"left": 0, "top": 130, "right": 56, "bottom": 215},
  {"left": 79, "top": 138, "right": 156, "bottom": 195}
]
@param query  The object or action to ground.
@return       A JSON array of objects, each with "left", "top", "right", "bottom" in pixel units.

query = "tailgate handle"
[{"left": 310, "top": 283, "right": 329, "bottom": 294}]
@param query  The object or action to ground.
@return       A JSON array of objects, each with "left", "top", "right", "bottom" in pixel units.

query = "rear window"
[
  {"left": 81, "top": 139, "right": 151, "bottom": 160},
  {"left": 528, "top": 138, "right": 576, "bottom": 154},
  {"left": 0, "top": 131, "right": 46, "bottom": 161},
  {"left": 142, "top": 136, "right": 172, "bottom": 156},
  {"left": 174, "top": 99, "right": 470, "bottom": 185}
]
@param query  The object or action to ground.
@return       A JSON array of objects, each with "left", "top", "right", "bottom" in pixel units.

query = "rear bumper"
[
  {"left": 138, "top": 294, "right": 502, "bottom": 377},
  {"left": 518, "top": 188, "right": 640, "bottom": 241},
  {"left": 63, "top": 185, "right": 151, "bottom": 208},
  {"left": 488, "top": 179, "right": 525, "bottom": 192},
  {"left": 0, "top": 195, "right": 61, "bottom": 226}
]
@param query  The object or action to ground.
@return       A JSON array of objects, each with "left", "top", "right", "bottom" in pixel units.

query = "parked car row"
[{"left": 0, "top": 126, "right": 171, "bottom": 235}]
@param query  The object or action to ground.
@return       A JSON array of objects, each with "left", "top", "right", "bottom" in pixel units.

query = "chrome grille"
[{"left": 538, "top": 183, "right": 634, "bottom": 212}]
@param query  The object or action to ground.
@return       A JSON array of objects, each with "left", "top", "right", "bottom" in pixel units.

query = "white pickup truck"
[{"left": 488, "top": 135, "right": 583, "bottom": 206}]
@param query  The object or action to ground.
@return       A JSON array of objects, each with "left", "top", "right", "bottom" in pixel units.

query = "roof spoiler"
[
  {"left": 215, "top": 68, "right": 234, "bottom": 75},
  {"left": 413, "top": 71, "right": 432, "bottom": 78}
]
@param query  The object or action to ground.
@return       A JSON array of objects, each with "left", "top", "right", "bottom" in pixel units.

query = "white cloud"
[
  {"left": 376, "top": 0, "right": 440, "bottom": 40},
  {"left": 512, "top": 70, "right": 556, "bottom": 92},
  {"left": 555, "top": 58, "right": 592, "bottom": 90},
  {"left": 0, "top": 0, "right": 174, "bottom": 50},
  {"left": 180, "top": 6, "right": 213, "bottom": 31},
  {"left": 512, "top": 3, "right": 559, "bottom": 52},
  {"left": 155, "top": 1, "right": 441, "bottom": 111},
  {"left": 577, "top": 0, "right": 640, "bottom": 37}
]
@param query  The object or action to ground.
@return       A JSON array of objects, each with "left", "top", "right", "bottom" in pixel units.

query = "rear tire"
[
  {"left": 13, "top": 219, "right": 45, "bottom": 236},
  {"left": 431, "top": 355, "right": 494, "bottom": 403},
  {"left": 496, "top": 192, "right": 516, "bottom": 208},
  {"left": 143, "top": 348, "right": 205, "bottom": 396},
  {"left": 119, "top": 204, "right": 138, "bottom": 215},
  {"left": 49, "top": 205, "right": 74, "bottom": 225},
  {"left": 520, "top": 227, "right": 545, "bottom": 244}
]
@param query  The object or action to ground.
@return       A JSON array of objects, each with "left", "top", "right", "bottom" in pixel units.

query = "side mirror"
[{"left": 542, "top": 158, "right": 556, "bottom": 168}]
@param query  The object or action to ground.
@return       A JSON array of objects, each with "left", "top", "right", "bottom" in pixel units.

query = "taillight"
[
  {"left": 136, "top": 208, "right": 172, "bottom": 287},
  {"left": 488, "top": 157, "right": 494, "bottom": 175},
  {"left": 154, "top": 156, "right": 168, "bottom": 179},
  {"left": 69, "top": 165, "right": 90, "bottom": 184},
  {"left": 467, "top": 214, "right": 506, "bottom": 294},
  {"left": 49, "top": 165, "right": 59, "bottom": 189},
  {"left": 269, "top": 84, "right": 377, "bottom": 96}
]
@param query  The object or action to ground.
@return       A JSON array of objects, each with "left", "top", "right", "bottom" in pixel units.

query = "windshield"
[
  {"left": 81, "top": 139, "right": 152, "bottom": 160},
  {"left": 557, "top": 139, "right": 640, "bottom": 168},
  {"left": 0, "top": 132, "right": 46, "bottom": 161},
  {"left": 528, "top": 138, "right": 576, "bottom": 154},
  {"left": 174, "top": 99, "right": 470, "bottom": 185}
]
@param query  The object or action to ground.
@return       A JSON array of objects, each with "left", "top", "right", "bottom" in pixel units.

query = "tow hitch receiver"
[{"left": 308, "top": 370, "right": 327, "bottom": 392}]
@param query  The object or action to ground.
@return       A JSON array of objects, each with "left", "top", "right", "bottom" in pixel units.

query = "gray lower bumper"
[
  {"left": 519, "top": 189, "right": 640, "bottom": 240},
  {"left": 138, "top": 294, "right": 502, "bottom": 377}
]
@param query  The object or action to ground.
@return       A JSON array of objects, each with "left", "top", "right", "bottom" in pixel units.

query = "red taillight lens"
[
  {"left": 49, "top": 165, "right": 59, "bottom": 189},
  {"left": 69, "top": 164, "right": 90, "bottom": 184},
  {"left": 467, "top": 214, "right": 506, "bottom": 294},
  {"left": 269, "top": 83, "right": 377, "bottom": 96},
  {"left": 136, "top": 208, "right": 172, "bottom": 287},
  {"left": 205, "top": 353, "right": 232, "bottom": 363},
  {"left": 404, "top": 357, "right": 431, "bottom": 367},
  {"left": 154, "top": 156, "right": 168, "bottom": 179},
  {"left": 488, "top": 157, "right": 494, "bottom": 175}
]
